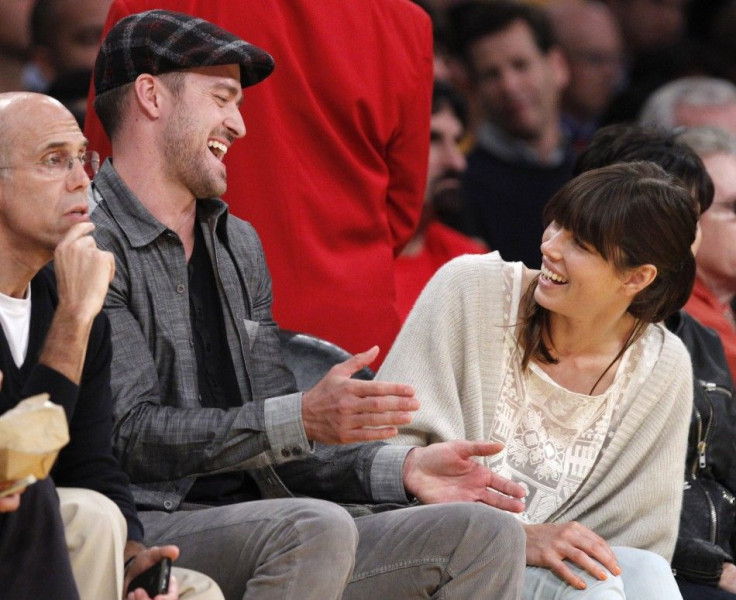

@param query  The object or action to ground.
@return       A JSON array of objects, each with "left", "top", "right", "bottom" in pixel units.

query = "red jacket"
[
  {"left": 684, "top": 276, "right": 736, "bottom": 382},
  {"left": 395, "top": 222, "right": 487, "bottom": 323},
  {"left": 85, "top": 0, "right": 433, "bottom": 366}
]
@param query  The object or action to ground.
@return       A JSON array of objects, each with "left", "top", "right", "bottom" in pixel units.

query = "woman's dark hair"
[{"left": 519, "top": 161, "right": 698, "bottom": 373}]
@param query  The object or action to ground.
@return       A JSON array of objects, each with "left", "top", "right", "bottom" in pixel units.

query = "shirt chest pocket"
[{"left": 243, "top": 319, "right": 259, "bottom": 351}]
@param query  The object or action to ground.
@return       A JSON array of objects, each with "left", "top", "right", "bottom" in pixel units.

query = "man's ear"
[
  {"left": 133, "top": 74, "right": 166, "bottom": 119},
  {"left": 548, "top": 46, "right": 570, "bottom": 93},
  {"left": 622, "top": 264, "right": 658, "bottom": 297}
]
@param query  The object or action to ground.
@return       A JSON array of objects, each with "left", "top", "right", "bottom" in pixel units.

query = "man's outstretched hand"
[
  {"left": 302, "top": 346, "right": 419, "bottom": 444},
  {"left": 402, "top": 440, "right": 526, "bottom": 512}
]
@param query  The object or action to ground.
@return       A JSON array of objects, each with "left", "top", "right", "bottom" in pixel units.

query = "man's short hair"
[
  {"left": 677, "top": 126, "right": 736, "bottom": 160},
  {"left": 639, "top": 77, "right": 736, "bottom": 129},
  {"left": 94, "top": 71, "right": 186, "bottom": 140},
  {"left": 432, "top": 80, "right": 468, "bottom": 130},
  {"left": 450, "top": 0, "right": 557, "bottom": 69},
  {"left": 93, "top": 83, "right": 133, "bottom": 141}
]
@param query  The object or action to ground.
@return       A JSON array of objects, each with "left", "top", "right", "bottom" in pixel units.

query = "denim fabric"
[{"left": 523, "top": 546, "right": 682, "bottom": 599}]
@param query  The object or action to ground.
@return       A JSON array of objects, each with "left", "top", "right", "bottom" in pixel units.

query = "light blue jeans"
[{"left": 524, "top": 546, "right": 683, "bottom": 599}]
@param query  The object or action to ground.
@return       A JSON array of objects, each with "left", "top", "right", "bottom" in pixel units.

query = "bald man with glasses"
[{"left": 0, "top": 91, "right": 222, "bottom": 600}]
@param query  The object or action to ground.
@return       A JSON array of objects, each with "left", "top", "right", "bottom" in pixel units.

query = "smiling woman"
[
  {"left": 521, "top": 163, "right": 698, "bottom": 393},
  {"left": 378, "top": 161, "right": 698, "bottom": 599}
]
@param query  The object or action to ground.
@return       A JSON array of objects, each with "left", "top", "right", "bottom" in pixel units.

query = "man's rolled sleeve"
[
  {"left": 264, "top": 392, "right": 311, "bottom": 463},
  {"left": 370, "top": 444, "right": 414, "bottom": 502}
]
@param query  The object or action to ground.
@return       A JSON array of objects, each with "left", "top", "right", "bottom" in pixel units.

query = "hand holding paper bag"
[{"left": 0, "top": 394, "right": 70, "bottom": 483}]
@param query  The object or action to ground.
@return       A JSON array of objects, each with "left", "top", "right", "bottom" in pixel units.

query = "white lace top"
[{"left": 487, "top": 259, "right": 661, "bottom": 523}]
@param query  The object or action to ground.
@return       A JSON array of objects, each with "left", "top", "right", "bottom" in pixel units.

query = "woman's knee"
[
  {"left": 613, "top": 546, "right": 681, "bottom": 600},
  {"left": 613, "top": 546, "right": 671, "bottom": 575},
  {"left": 524, "top": 562, "right": 626, "bottom": 599}
]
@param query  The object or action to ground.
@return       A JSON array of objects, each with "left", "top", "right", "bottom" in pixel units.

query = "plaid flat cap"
[{"left": 94, "top": 9, "right": 274, "bottom": 95}]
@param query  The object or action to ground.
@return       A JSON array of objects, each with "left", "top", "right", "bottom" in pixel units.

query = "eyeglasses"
[{"left": 0, "top": 150, "right": 100, "bottom": 179}]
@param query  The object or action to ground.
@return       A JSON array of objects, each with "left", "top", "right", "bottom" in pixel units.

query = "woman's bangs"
[{"left": 544, "top": 184, "right": 618, "bottom": 261}]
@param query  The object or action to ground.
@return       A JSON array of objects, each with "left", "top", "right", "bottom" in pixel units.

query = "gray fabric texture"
[
  {"left": 90, "top": 160, "right": 410, "bottom": 511},
  {"left": 140, "top": 499, "right": 526, "bottom": 600}
]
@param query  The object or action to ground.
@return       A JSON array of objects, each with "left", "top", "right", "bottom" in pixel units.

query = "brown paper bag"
[{"left": 0, "top": 394, "right": 69, "bottom": 482}]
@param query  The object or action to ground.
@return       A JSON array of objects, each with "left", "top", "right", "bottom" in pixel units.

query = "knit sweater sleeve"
[
  {"left": 623, "top": 333, "right": 693, "bottom": 560},
  {"left": 378, "top": 252, "right": 506, "bottom": 446}
]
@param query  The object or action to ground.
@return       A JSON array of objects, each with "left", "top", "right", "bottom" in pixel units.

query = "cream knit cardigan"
[{"left": 378, "top": 252, "right": 693, "bottom": 560}]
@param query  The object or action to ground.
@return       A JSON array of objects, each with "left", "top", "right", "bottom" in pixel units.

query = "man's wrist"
[
  {"left": 53, "top": 302, "right": 97, "bottom": 332},
  {"left": 402, "top": 448, "right": 414, "bottom": 488},
  {"left": 371, "top": 445, "right": 414, "bottom": 502},
  {"left": 263, "top": 392, "right": 310, "bottom": 462},
  {"left": 124, "top": 540, "right": 146, "bottom": 568},
  {"left": 123, "top": 555, "right": 137, "bottom": 575}
]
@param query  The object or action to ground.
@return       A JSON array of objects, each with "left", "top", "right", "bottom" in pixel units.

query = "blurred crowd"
[{"left": 6, "top": 1, "right": 736, "bottom": 598}]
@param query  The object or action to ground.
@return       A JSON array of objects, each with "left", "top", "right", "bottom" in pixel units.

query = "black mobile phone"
[{"left": 128, "top": 557, "right": 172, "bottom": 597}]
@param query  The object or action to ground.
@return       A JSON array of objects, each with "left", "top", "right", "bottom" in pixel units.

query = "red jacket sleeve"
[{"left": 385, "top": 11, "right": 433, "bottom": 255}]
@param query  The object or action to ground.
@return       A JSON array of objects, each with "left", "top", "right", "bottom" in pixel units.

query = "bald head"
[
  {"left": 0, "top": 90, "right": 70, "bottom": 118},
  {"left": 0, "top": 91, "right": 91, "bottom": 269},
  {"left": 0, "top": 92, "right": 79, "bottom": 168},
  {"left": 0, "top": 92, "right": 38, "bottom": 166},
  {"left": 548, "top": 1, "right": 621, "bottom": 47}
]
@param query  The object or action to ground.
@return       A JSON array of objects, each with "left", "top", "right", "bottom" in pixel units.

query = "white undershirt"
[{"left": 0, "top": 286, "right": 32, "bottom": 368}]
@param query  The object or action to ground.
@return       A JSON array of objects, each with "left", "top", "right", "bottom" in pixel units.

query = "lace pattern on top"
[{"left": 486, "top": 261, "right": 661, "bottom": 523}]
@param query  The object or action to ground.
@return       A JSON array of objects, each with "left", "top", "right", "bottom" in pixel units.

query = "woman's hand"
[{"left": 523, "top": 522, "right": 620, "bottom": 589}]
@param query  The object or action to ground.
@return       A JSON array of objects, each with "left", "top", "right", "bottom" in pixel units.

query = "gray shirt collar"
[
  {"left": 476, "top": 121, "right": 567, "bottom": 167},
  {"left": 91, "top": 159, "right": 228, "bottom": 249}
]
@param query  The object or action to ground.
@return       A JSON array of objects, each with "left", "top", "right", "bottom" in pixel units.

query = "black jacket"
[
  {"left": 668, "top": 310, "right": 736, "bottom": 586},
  {"left": 0, "top": 266, "right": 143, "bottom": 542}
]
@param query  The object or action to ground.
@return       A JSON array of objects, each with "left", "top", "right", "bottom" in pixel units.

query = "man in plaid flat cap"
[{"left": 89, "top": 9, "right": 526, "bottom": 600}]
